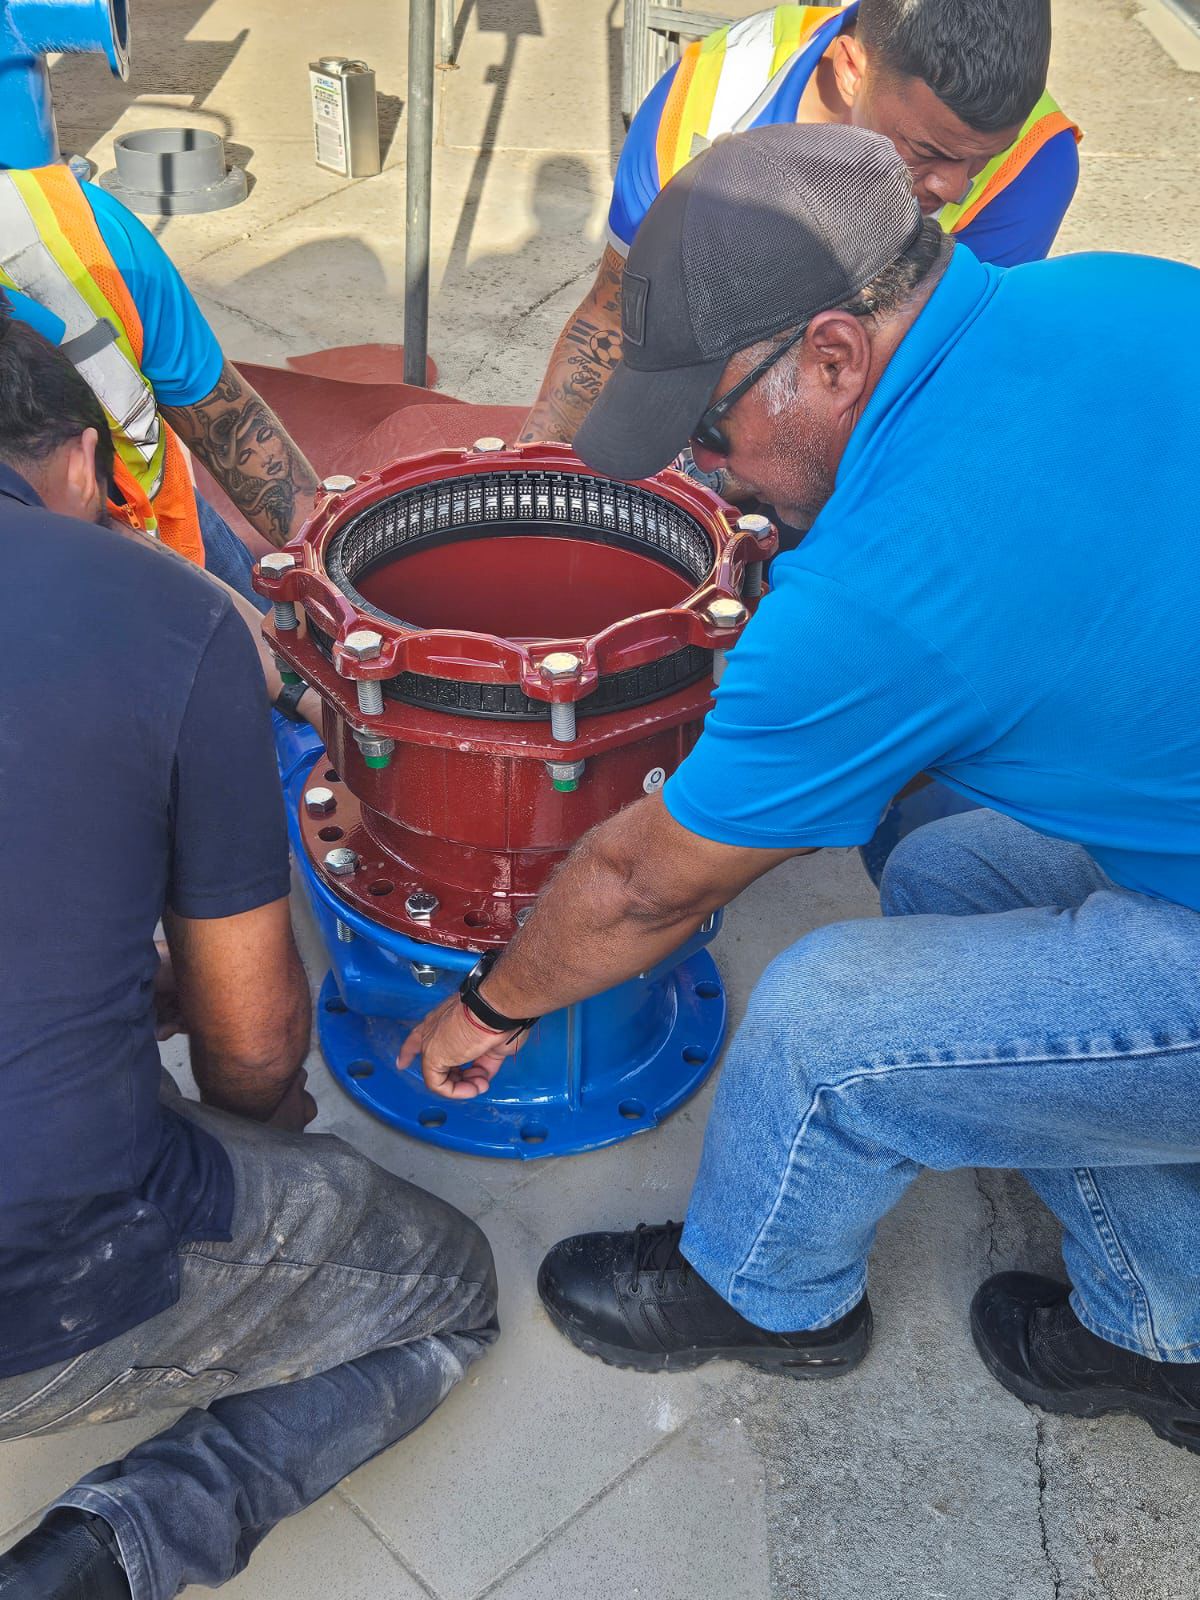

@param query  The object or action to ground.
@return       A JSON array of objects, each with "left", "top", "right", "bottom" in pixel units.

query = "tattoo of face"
[{"left": 169, "top": 364, "right": 319, "bottom": 544}]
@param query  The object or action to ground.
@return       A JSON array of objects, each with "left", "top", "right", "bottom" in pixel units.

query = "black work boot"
[
  {"left": 537, "top": 1220, "right": 872, "bottom": 1377},
  {"left": 971, "top": 1271, "right": 1200, "bottom": 1454},
  {"left": 0, "top": 1508, "right": 131, "bottom": 1600}
]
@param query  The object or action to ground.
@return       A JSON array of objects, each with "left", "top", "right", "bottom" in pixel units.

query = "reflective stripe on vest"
[
  {"left": 937, "top": 90, "right": 1081, "bottom": 235},
  {"left": 0, "top": 170, "right": 166, "bottom": 499},
  {"left": 656, "top": 6, "right": 841, "bottom": 181}
]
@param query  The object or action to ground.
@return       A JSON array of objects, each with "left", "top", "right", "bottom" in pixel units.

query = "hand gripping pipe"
[
  {"left": 258, "top": 440, "right": 777, "bottom": 1158},
  {"left": 0, "top": 0, "right": 129, "bottom": 168}
]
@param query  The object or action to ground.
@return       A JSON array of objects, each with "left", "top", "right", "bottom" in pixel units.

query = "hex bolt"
[
  {"left": 410, "top": 962, "right": 438, "bottom": 988},
  {"left": 742, "top": 561, "right": 764, "bottom": 600},
  {"left": 342, "top": 628, "right": 383, "bottom": 662},
  {"left": 703, "top": 596, "right": 748, "bottom": 630},
  {"left": 540, "top": 652, "right": 581, "bottom": 744},
  {"left": 356, "top": 679, "right": 385, "bottom": 718},
  {"left": 336, "top": 919, "right": 355, "bottom": 944},
  {"left": 549, "top": 702, "right": 577, "bottom": 743},
  {"left": 322, "top": 474, "right": 357, "bottom": 493},
  {"left": 260, "top": 551, "right": 298, "bottom": 631},
  {"left": 546, "top": 759, "right": 585, "bottom": 793},
  {"left": 736, "top": 513, "right": 773, "bottom": 538},
  {"left": 472, "top": 436, "right": 505, "bottom": 453},
  {"left": 324, "top": 847, "right": 360, "bottom": 878},
  {"left": 405, "top": 890, "right": 440, "bottom": 923},
  {"left": 353, "top": 730, "right": 395, "bottom": 769},
  {"left": 303, "top": 786, "right": 336, "bottom": 818}
]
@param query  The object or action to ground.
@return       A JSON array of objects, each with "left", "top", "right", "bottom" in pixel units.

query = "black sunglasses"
[{"left": 690, "top": 322, "right": 810, "bottom": 457}]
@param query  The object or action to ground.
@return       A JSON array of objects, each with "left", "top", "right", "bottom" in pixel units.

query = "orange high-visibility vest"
[{"left": 0, "top": 164, "right": 205, "bottom": 565}]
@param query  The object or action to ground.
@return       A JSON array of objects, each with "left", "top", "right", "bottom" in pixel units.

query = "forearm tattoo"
[
  {"left": 166, "top": 362, "right": 319, "bottom": 544},
  {"left": 519, "top": 248, "right": 625, "bottom": 444}
]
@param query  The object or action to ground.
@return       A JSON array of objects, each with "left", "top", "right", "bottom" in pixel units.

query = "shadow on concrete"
[{"left": 377, "top": 92, "right": 405, "bottom": 165}]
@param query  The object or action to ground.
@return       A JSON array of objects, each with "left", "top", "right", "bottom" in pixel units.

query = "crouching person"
[{"left": 0, "top": 326, "right": 498, "bottom": 1598}]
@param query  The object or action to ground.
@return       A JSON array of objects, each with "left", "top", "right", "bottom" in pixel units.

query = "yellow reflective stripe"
[
  {"left": 770, "top": 6, "right": 840, "bottom": 75},
  {"left": 670, "top": 24, "right": 727, "bottom": 174},
  {"left": 939, "top": 90, "right": 1068, "bottom": 232}
]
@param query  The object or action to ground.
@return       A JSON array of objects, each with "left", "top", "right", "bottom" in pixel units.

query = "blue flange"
[{"left": 273, "top": 715, "right": 728, "bottom": 1159}]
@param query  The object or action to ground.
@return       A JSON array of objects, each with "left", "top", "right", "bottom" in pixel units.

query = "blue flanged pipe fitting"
[{"left": 0, "top": 0, "right": 129, "bottom": 168}]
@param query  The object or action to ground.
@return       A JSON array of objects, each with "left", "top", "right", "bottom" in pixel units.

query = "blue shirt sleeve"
[
  {"left": 955, "top": 128, "right": 1080, "bottom": 268},
  {"left": 82, "top": 182, "right": 226, "bottom": 406},
  {"left": 663, "top": 564, "right": 993, "bottom": 848},
  {"left": 608, "top": 61, "right": 678, "bottom": 255},
  {"left": 169, "top": 603, "right": 291, "bottom": 918}
]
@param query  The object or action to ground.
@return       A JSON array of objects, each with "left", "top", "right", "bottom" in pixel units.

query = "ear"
[
  {"left": 828, "top": 34, "right": 867, "bottom": 109},
  {"left": 63, "top": 427, "right": 104, "bottom": 519},
  {"left": 799, "top": 312, "right": 873, "bottom": 418}
]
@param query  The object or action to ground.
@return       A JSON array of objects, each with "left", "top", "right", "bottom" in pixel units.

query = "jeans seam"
[
  {"left": 1070, "top": 1167, "right": 1161, "bottom": 1357},
  {"left": 179, "top": 1247, "right": 493, "bottom": 1297},
  {"left": 57, "top": 1487, "right": 156, "bottom": 1600}
]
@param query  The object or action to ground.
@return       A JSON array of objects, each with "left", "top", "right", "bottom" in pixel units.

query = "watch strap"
[
  {"left": 459, "top": 951, "right": 539, "bottom": 1034},
  {"left": 273, "top": 677, "right": 311, "bottom": 723}
]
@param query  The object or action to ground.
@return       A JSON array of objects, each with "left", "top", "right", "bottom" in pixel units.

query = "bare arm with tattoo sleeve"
[
  {"left": 518, "top": 245, "right": 626, "bottom": 444},
  {"left": 163, "top": 359, "right": 320, "bottom": 546}
]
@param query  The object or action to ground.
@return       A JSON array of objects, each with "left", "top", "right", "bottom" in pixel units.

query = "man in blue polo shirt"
[{"left": 402, "top": 124, "right": 1200, "bottom": 1452}]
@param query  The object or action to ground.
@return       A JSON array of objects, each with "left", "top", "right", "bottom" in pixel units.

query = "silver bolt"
[
  {"left": 704, "top": 597, "right": 748, "bottom": 630},
  {"left": 325, "top": 847, "right": 360, "bottom": 877},
  {"left": 304, "top": 786, "right": 336, "bottom": 817},
  {"left": 260, "top": 552, "right": 298, "bottom": 631},
  {"left": 353, "top": 730, "right": 394, "bottom": 763},
  {"left": 410, "top": 962, "right": 438, "bottom": 988},
  {"left": 736, "top": 513, "right": 773, "bottom": 537},
  {"left": 356, "top": 680, "right": 385, "bottom": 717},
  {"left": 547, "top": 758, "right": 585, "bottom": 789},
  {"left": 342, "top": 629, "right": 383, "bottom": 662},
  {"left": 472, "top": 436, "right": 505, "bottom": 453},
  {"left": 336, "top": 919, "right": 355, "bottom": 944},
  {"left": 540, "top": 650, "right": 582, "bottom": 680},
  {"left": 743, "top": 561, "right": 764, "bottom": 600},
  {"left": 549, "top": 702, "right": 577, "bottom": 743},
  {"left": 515, "top": 906, "right": 534, "bottom": 927},
  {"left": 405, "top": 890, "right": 440, "bottom": 923},
  {"left": 322, "top": 474, "right": 357, "bottom": 493}
]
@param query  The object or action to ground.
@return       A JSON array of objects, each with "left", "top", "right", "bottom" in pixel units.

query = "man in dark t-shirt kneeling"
[{"left": 0, "top": 321, "right": 498, "bottom": 1600}]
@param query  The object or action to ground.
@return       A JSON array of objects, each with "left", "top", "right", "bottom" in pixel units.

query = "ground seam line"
[{"left": 335, "top": 1486, "right": 447, "bottom": 1600}]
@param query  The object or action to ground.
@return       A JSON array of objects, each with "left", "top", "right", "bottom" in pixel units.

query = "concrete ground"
[{"left": 7, "top": 0, "right": 1199, "bottom": 1595}]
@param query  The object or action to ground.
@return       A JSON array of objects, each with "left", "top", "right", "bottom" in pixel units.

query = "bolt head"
[
  {"left": 304, "top": 786, "right": 336, "bottom": 817},
  {"left": 540, "top": 650, "right": 582, "bottom": 680},
  {"left": 260, "top": 552, "right": 296, "bottom": 577},
  {"left": 322, "top": 474, "right": 357, "bottom": 493},
  {"left": 405, "top": 890, "right": 440, "bottom": 920},
  {"left": 324, "top": 847, "right": 360, "bottom": 877},
  {"left": 342, "top": 628, "right": 383, "bottom": 661},
  {"left": 736, "top": 514, "right": 772, "bottom": 536},
  {"left": 704, "top": 597, "right": 748, "bottom": 629},
  {"left": 472, "top": 436, "right": 505, "bottom": 453}
]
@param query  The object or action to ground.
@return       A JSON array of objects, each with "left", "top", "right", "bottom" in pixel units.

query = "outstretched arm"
[
  {"left": 163, "top": 359, "right": 319, "bottom": 546},
  {"left": 518, "top": 244, "right": 626, "bottom": 444}
]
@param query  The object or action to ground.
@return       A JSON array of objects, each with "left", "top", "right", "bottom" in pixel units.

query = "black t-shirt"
[{"left": 0, "top": 467, "right": 291, "bottom": 1378}]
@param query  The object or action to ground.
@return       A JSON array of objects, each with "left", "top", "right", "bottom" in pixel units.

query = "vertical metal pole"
[
  {"left": 437, "top": 0, "right": 456, "bottom": 67},
  {"left": 404, "top": 0, "right": 436, "bottom": 387}
]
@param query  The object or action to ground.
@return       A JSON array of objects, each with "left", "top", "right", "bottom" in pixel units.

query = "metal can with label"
[{"left": 309, "top": 57, "right": 381, "bottom": 178}]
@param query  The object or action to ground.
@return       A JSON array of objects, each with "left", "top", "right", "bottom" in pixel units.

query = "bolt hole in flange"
[
  {"left": 682, "top": 1045, "right": 708, "bottom": 1065},
  {"left": 369, "top": 879, "right": 395, "bottom": 897},
  {"left": 618, "top": 1098, "right": 646, "bottom": 1120},
  {"left": 318, "top": 825, "right": 344, "bottom": 842},
  {"left": 695, "top": 981, "right": 720, "bottom": 999},
  {"left": 463, "top": 910, "right": 491, "bottom": 928},
  {"left": 325, "top": 996, "right": 348, "bottom": 1014},
  {"left": 348, "top": 1061, "right": 374, "bottom": 1079},
  {"left": 418, "top": 1108, "right": 447, "bottom": 1129},
  {"left": 520, "top": 1122, "right": 549, "bottom": 1144},
  {"left": 323, "top": 768, "right": 339, "bottom": 783}
]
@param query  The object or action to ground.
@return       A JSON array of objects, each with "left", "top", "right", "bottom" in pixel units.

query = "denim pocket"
[{"left": 0, "top": 1362, "right": 237, "bottom": 1440}]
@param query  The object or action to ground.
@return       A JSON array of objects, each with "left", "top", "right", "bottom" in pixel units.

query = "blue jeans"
[
  {"left": 0, "top": 1092, "right": 498, "bottom": 1599},
  {"left": 197, "top": 492, "right": 269, "bottom": 613},
  {"left": 682, "top": 809, "right": 1200, "bottom": 1362}
]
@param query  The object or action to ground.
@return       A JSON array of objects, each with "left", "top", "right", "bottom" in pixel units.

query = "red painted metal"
[{"left": 259, "top": 441, "right": 776, "bottom": 950}]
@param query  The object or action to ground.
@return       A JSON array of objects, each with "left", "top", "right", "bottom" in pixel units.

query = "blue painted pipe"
[{"left": 0, "top": 0, "right": 129, "bottom": 168}]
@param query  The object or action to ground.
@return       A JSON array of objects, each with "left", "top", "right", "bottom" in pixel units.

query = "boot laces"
[{"left": 631, "top": 1221, "right": 691, "bottom": 1294}]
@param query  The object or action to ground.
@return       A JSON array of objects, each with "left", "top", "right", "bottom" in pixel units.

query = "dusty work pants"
[
  {"left": 682, "top": 808, "right": 1200, "bottom": 1361},
  {"left": 0, "top": 1097, "right": 498, "bottom": 1599}
]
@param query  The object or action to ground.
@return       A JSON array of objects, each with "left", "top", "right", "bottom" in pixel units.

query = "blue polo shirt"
[
  {"left": 0, "top": 469, "right": 291, "bottom": 1378},
  {"left": 665, "top": 247, "right": 1200, "bottom": 912}
]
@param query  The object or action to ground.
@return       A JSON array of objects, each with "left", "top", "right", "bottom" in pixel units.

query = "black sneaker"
[
  {"left": 537, "top": 1220, "right": 872, "bottom": 1377},
  {"left": 971, "top": 1271, "right": 1200, "bottom": 1454},
  {"left": 0, "top": 1508, "right": 130, "bottom": 1599}
]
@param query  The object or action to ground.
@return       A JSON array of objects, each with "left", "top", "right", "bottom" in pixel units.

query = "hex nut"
[
  {"left": 736, "top": 513, "right": 773, "bottom": 536},
  {"left": 540, "top": 650, "right": 582, "bottom": 679},
  {"left": 472, "top": 437, "right": 505, "bottom": 453},
  {"left": 342, "top": 628, "right": 383, "bottom": 661},
  {"left": 304, "top": 786, "right": 336, "bottom": 817},
  {"left": 405, "top": 890, "right": 440, "bottom": 920},
  {"left": 324, "top": 847, "right": 360, "bottom": 877},
  {"left": 322, "top": 474, "right": 357, "bottom": 493},
  {"left": 259, "top": 551, "right": 296, "bottom": 577},
  {"left": 704, "top": 597, "right": 748, "bottom": 629}
]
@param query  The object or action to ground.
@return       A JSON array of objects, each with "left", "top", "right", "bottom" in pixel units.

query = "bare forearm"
[
  {"left": 164, "top": 361, "right": 319, "bottom": 546},
  {"left": 518, "top": 247, "right": 625, "bottom": 444}
]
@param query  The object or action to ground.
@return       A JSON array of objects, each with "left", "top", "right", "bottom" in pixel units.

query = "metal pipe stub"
[{"left": 99, "top": 128, "right": 247, "bottom": 215}]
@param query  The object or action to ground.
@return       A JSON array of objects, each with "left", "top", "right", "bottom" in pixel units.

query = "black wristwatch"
[
  {"left": 273, "top": 677, "right": 311, "bottom": 723},
  {"left": 459, "top": 949, "right": 540, "bottom": 1036}
]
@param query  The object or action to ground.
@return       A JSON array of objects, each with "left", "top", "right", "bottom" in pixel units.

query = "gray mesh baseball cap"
[{"left": 574, "top": 122, "right": 921, "bottom": 481}]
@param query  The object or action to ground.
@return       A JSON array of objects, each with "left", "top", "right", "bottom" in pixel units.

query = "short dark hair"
[
  {"left": 857, "top": 0, "right": 1051, "bottom": 133},
  {"left": 841, "top": 214, "right": 949, "bottom": 320},
  {"left": 0, "top": 310, "right": 116, "bottom": 488}
]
